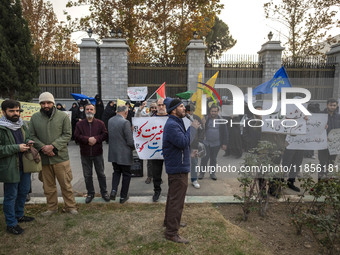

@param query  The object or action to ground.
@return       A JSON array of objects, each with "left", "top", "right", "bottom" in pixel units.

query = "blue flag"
[
  {"left": 252, "top": 66, "right": 292, "bottom": 95},
  {"left": 71, "top": 93, "right": 96, "bottom": 105}
]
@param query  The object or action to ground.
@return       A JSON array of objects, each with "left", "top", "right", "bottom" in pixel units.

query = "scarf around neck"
[{"left": 0, "top": 116, "right": 24, "bottom": 131}]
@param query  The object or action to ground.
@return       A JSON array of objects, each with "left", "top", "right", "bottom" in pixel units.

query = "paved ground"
[{"left": 0, "top": 140, "right": 335, "bottom": 203}]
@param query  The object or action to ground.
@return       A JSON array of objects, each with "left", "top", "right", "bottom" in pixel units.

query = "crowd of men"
[{"left": 1, "top": 92, "right": 339, "bottom": 244}]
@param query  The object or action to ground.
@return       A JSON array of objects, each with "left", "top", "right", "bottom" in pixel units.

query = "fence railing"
[
  {"left": 38, "top": 59, "right": 80, "bottom": 98},
  {"left": 282, "top": 56, "right": 336, "bottom": 100}
]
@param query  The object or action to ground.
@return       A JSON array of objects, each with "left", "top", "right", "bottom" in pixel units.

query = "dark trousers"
[
  {"left": 164, "top": 173, "right": 188, "bottom": 237},
  {"left": 281, "top": 149, "right": 304, "bottom": 183},
  {"left": 112, "top": 163, "right": 131, "bottom": 199},
  {"left": 151, "top": 159, "right": 164, "bottom": 192},
  {"left": 147, "top": 160, "right": 153, "bottom": 178},
  {"left": 81, "top": 155, "right": 107, "bottom": 196},
  {"left": 200, "top": 145, "right": 220, "bottom": 173},
  {"left": 3, "top": 170, "right": 31, "bottom": 227},
  {"left": 318, "top": 149, "right": 337, "bottom": 179}
]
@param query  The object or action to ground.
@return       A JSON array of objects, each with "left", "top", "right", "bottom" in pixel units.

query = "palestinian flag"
[{"left": 156, "top": 82, "right": 165, "bottom": 99}]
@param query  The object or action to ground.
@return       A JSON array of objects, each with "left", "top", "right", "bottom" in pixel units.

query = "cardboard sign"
[
  {"left": 132, "top": 117, "right": 190, "bottom": 160},
  {"left": 328, "top": 128, "right": 340, "bottom": 155},
  {"left": 286, "top": 113, "right": 328, "bottom": 150},
  {"left": 127, "top": 87, "right": 148, "bottom": 101}
]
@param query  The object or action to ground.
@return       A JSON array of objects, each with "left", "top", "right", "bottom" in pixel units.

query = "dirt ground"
[{"left": 217, "top": 202, "right": 327, "bottom": 255}]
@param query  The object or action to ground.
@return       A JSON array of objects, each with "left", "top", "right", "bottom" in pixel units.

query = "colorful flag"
[
  {"left": 156, "top": 82, "right": 165, "bottom": 99},
  {"left": 252, "top": 66, "right": 292, "bottom": 95}
]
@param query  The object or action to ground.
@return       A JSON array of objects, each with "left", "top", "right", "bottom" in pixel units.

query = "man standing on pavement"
[
  {"left": 0, "top": 100, "right": 35, "bottom": 235},
  {"left": 199, "top": 105, "right": 228, "bottom": 181},
  {"left": 30, "top": 92, "right": 78, "bottom": 216},
  {"left": 108, "top": 105, "right": 134, "bottom": 204},
  {"left": 74, "top": 104, "right": 110, "bottom": 203},
  {"left": 163, "top": 97, "right": 200, "bottom": 244},
  {"left": 318, "top": 98, "right": 340, "bottom": 180},
  {"left": 150, "top": 98, "right": 168, "bottom": 202}
]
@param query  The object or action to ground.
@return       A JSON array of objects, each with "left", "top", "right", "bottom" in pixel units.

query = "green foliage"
[
  {"left": 234, "top": 141, "right": 282, "bottom": 221},
  {"left": 290, "top": 175, "right": 340, "bottom": 254},
  {"left": 0, "top": 0, "right": 39, "bottom": 101},
  {"left": 205, "top": 17, "right": 236, "bottom": 60}
]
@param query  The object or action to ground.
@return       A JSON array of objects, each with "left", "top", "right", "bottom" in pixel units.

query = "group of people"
[
  {"left": 0, "top": 92, "right": 199, "bottom": 243},
  {"left": 1, "top": 91, "right": 339, "bottom": 244}
]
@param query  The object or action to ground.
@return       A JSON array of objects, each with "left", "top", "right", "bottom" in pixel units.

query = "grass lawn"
[{"left": 0, "top": 203, "right": 270, "bottom": 255}]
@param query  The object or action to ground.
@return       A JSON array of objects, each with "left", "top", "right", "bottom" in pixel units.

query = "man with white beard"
[{"left": 74, "top": 104, "right": 109, "bottom": 203}]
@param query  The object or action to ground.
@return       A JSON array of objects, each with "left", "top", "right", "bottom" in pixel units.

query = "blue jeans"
[
  {"left": 190, "top": 157, "right": 198, "bottom": 182},
  {"left": 3, "top": 170, "right": 31, "bottom": 227}
]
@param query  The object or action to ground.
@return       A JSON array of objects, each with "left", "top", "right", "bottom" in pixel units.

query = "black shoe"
[
  {"left": 120, "top": 196, "right": 129, "bottom": 204},
  {"left": 25, "top": 194, "right": 31, "bottom": 202},
  {"left": 152, "top": 191, "right": 161, "bottom": 202},
  {"left": 85, "top": 194, "right": 94, "bottom": 204},
  {"left": 102, "top": 193, "right": 110, "bottom": 202},
  {"left": 110, "top": 190, "right": 117, "bottom": 201},
  {"left": 7, "top": 225, "right": 24, "bottom": 235},
  {"left": 17, "top": 216, "right": 35, "bottom": 223},
  {"left": 288, "top": 182, "right": 301, "bottom": 192}
]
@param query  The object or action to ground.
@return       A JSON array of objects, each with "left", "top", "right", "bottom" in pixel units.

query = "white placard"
[
  {"left": 261, "top": 101, "right": 306, "bottom": 135},
  {"left": 132, "top": 117, "right": 190, "bottom": 160},
  {"left": 328, "top": 128, "right": 340, "bottom": 155},
  {"left": 286, "top": 113, "right": 328, "bottom": 150},
  {"left": 127, "top": 87, "right": 148, "bottom": 101}
]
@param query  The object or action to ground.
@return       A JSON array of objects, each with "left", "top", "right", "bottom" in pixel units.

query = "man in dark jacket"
[
  {"left": 163, "top": 97, "right": 199, "bottom": 244},
  {"left": 0, "top": 100, "right": 34, "bottom": 235},
  {"left": 318, "top": 98, "right": 340, "bottom": 180},
  {"left": 74, "top": 104, "right": 109, "bottom": 203}
]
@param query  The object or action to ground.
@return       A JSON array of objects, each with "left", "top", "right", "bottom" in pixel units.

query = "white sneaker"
[{"left": 192, "top": 180, "right": 200, "bottom": 189}]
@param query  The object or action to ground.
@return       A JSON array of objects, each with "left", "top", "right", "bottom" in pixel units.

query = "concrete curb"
[{"left": 0, "top": 195, "right": 319, "bottom": 205}]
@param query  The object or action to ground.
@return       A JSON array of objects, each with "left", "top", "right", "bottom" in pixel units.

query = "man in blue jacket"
[{"left": 163, "top": 97, "right": 199, "bottom": 244}]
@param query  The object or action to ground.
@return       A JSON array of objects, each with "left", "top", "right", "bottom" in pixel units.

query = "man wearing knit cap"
[
  {"left": 162, "top": 97, "right": 200, "bottom": 244},
  {"left": 30, "top": 92, "right": 78, "bottom": 216}
]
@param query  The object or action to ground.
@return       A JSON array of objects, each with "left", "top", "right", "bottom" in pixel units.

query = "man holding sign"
[{"left": 318, "top": 98, "right": 340, "bottom": 180}]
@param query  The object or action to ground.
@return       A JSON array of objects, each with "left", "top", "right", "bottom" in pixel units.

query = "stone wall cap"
[
  {"left": 326, "top": 43, "right": 340, "bottom": 55},
  {"left": 186, "top": 39, "right": 207, "bottom": 51},
  {"left": 78, "top": 38, "right": 99, "bottom": 48},
  {"left": 99, "top": 38, "right": 130, "bottom": 51},
  {"left": 258, "top": 41, "right": 284, "bottom": 54}
]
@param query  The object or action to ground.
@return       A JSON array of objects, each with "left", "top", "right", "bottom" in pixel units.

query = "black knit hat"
[{"left": 164, "top": 97, "right": 183, "bottom": 114}]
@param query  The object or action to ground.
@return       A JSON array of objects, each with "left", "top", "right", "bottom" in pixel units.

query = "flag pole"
[{"left": 145, "top": 83, "right": 165, "bottom": 102}]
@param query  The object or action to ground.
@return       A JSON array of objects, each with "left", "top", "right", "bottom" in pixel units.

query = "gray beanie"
[{"left": 39, "top": 92, "right": 55, "bottom": 104}]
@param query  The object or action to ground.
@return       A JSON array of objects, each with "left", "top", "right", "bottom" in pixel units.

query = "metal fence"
[
  {"left": 283, "top": 56, "right": 336, "bottom": 100},
  {"left": 128, "top": 53, "right": 187, "bottom": 99},
  {"left": 37, "top": 54, "right": 336, "bottom": 101},
  {"left": 205, "top": 54, "right": 263, "bottom": 99},
  {"left": 38, "top": 58, "right": 80, "bottom": 98}
]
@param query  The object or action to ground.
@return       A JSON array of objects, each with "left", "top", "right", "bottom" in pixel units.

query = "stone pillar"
[
  {"left": 99, "top": 38, "right": 129, "bottom": 101},
  {"left": 186, "top": 39, "right": 207, "bottom": 92},
  {"left": 326, "top": 43, "right": 340, "bottom": 99},
  {"left": 258, "top": 41, "right": 284, "bottom": 99},
  {"left": 258, "top": 41, "right": 285, "bottom": 82},
  {"left": 78, "top": 38, "right": 99, "bottom": 96}
]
